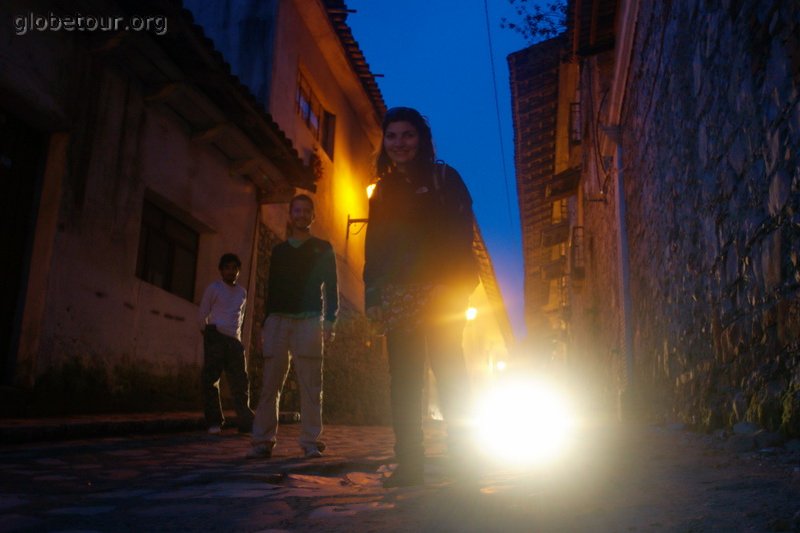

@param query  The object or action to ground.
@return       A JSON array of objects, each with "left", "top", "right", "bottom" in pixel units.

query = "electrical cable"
[{"left": 482, "top": 0, "right": 515, "bottom": 228}]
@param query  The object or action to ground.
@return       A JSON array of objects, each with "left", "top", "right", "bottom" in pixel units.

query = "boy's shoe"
[
  {"left": 207, "top": 425, "right": 222, "bottom": 435},
  {"left": 245, "top": 444, "right": 272, "bottom": 459},
  {"left": 303, "top": 445, "right": 323, "bottom": 458},
  {"left": 382, "top": 464, "right": 424, "bottom": 488}
]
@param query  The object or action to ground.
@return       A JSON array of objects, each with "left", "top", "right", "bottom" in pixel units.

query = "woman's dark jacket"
[{"left": 363, "top": 162, "right": 479, "bottom": 309}]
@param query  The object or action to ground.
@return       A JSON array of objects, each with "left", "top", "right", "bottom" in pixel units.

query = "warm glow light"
[
  {"left": 465, "top": 307, "right": 478, "bottom": 321},
  {"left": 496, "top": 360, "right": 506, "bottom": 371},
  {"left": 366, "top": 183, "right": 376, "bottom": 199},
  {"left": 474, "top": 377, "right": 574, "bottom": 465}
]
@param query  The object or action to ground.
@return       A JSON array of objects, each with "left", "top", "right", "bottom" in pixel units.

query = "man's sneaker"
[
  {"left": 303, "top": 445, "right": 323, "bottom": 458},
  {"left": 382, "top": 464, "right": 424, "bottom": 488},
  {"left": 207, "top": 425, "right": 222, "bottom": 435},
  {"left": 245, "top": 444, "right": 272, "bottom": 459}
]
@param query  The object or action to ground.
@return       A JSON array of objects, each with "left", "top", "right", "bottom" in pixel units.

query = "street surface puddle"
[
  {"left": 480, "top": 484, "right": 514, "bottom": 495},
  {"left": 0, "top": 495, "right": 28, "bottom": 511},
  {"left": 97, "top": 469, "right": 140, "bottom": 480},
  {"left": 286, "top": 474, "right": 344, "bottom": 488},
  {"left": 89, "top": 489, "right": 152, "bottom": 499},
  {"left": 344, "top": 472, "right": 383, "bottom": 487},
  {"left": 46, "top": 506, "right": 115, "bottom": 516},
  {"left": 34, "top": 458, "right": 68, "bottom": 466},
  {"left": 276, "top": 472, "right": 388, "bottom": 499},
  {"left": 105, "top": 449, "right": 151, "bottom": 457},
  {"left": 32, "top": 475, "right": 76, "bottom": 482},
  {"left": 307, "top": 501, "right": 395, "bottom": 518}
]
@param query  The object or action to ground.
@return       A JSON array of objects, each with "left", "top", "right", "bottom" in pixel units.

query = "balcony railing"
[
  {"left": 570, "top": 102, "right": 582, "bottom": 144},
  {"left": 545, "top": 167, "right": 581, "bottom": 202},
  {"left": 541, "top": 255, "right": 567, "bottom": 280},
  {"left": 541, "top": 220, "right": 570, "bottom": 247}
]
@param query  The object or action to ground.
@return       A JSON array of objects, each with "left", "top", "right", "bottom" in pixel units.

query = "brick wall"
[{"left": 509, "top": 37, "right": 566, "bottom": 337}]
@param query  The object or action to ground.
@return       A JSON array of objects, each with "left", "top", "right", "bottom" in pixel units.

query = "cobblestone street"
[{"left": 2, "top": 418, "right": 799, "bottom": 532}]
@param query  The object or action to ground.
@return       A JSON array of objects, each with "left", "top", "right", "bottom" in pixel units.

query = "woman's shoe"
[{"left": 382, "top": 464, "right": 424, "bottom": 488}]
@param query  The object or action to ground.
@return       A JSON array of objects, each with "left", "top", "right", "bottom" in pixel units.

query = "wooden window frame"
[{"left": 136, "top": 198, "right": 199, "bottom": 301}]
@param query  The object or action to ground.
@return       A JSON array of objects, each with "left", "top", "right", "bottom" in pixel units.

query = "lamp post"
[{"left": 344, "top": 183, "right": 376, "bottom": 240}]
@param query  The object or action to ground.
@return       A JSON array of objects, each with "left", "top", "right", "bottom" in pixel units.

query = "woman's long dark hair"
[{"left": 376, "top": 107, "right": 436, "bottom": 179}]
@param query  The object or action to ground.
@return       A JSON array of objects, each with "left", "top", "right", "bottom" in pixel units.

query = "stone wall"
[{"left": 616, "top": 0, "right": 800, "bottom": 434}]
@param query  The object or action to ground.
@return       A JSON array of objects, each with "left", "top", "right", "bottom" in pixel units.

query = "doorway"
[{"left": 0, "top": 110, "right": 46, "bottom": 385}]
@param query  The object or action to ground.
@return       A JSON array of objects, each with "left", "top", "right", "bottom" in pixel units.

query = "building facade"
[
  {"left": 2, "top": 0, "right": 513, "bottom": 420},
  {"left": 1, "top": 0, "right": 316, "bottom": 413}
]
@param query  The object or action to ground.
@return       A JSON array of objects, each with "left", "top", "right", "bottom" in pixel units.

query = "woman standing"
[{"left": 364, "top": 107, "right": 479, "bottom": 487}]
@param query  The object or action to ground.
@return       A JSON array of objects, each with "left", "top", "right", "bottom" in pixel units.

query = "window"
[
  {"left": 569, "top": 102, "right": 582, "bottom": 144},
  {"left": 296, "top": 72, "right": 320, "bottom": 138},
  {"left": 136, "top": 199, "right": 199, "bottom": 301},
  {"left": 296, "top": 71, "right": 336, "bottom": 160},
  {"left": 320, "top": 110, "right": 336, "bottom": 159}
]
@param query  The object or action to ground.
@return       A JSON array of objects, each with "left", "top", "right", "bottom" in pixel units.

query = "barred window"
[
  {"left": 296, "top": 72, "right": 321, "bottom": 138},
  {"left": 136, "top": 199, "right": 198, "bottom": 301},
  {"left": 296, "top": 71, "right": 336, "bottom": 160},
  {"left": 320, "top": 110, "right": 336, "bottom": 159}
]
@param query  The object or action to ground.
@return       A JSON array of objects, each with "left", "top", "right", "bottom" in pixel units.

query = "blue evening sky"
[{"left": 345, "top": 1, "right": 531, "bottom": 339}]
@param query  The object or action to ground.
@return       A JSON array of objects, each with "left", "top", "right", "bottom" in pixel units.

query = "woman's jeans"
[{"left": 385, "top": 296, "right": 471, "bottom": 467}]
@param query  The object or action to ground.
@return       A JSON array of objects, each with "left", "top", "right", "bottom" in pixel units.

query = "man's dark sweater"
[{"left": 265, "top": 237, "right": 338, "bottom": 322}]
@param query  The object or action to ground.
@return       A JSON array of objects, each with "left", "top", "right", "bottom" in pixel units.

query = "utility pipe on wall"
[
  {"left": 606, "top": 125, "right": 635, "bottom": 414},
  {"left": 599, "top": 0, "right": 640, "bottom": 419}
]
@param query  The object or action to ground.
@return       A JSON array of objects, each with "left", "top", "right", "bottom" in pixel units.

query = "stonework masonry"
[{"left": 601, "top": 0, "right": 800, "bottom": 433}]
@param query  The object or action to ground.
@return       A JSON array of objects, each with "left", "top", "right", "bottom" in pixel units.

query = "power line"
[{"left": 482, "top": 0, "right": 515, "bottom": 229}]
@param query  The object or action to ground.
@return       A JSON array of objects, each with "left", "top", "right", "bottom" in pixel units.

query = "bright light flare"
[
  {"left": 465, "top": 307, "right": 478, "bottom": 321},
  {"left": 474, "top": 378, "right": 575, "bottom": 466},
  {"left": 366, "top": 183, "right": 376, "bottom": 199}
]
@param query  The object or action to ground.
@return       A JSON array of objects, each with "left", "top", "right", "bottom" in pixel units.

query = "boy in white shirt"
[{"left": 198, "top": 253, "right": 255, "bottom": 434}]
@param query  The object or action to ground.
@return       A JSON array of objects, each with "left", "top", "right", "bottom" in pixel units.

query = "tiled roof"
[
  {"left": 106, "top": 0, "right": 317, "bottom": 191},
  {"left": 508, "top": 36, "right": 566, "bottom": 312},
  {"left": 323, "top": 0, "right": 387, "bottom": 118},
  {"left": 473, "top": 223, "right": 517, "bottom": 350},
  {"left": 567, "top": 0, "right": 617, "bottom": 57}
]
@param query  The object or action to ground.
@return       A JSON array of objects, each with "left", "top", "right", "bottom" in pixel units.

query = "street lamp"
[{"left": 345, "top": 183, "right": 376, "bottom": 240}]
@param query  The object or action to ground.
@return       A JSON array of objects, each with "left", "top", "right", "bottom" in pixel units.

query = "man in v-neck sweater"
[{"left": 248, "top": 194, "right": 338, "bottom": 459}]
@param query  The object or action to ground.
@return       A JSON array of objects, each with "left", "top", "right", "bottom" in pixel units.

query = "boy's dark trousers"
[{"left": 201, "top": 326, "right": 254, "bottom": 431}]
